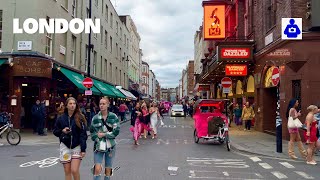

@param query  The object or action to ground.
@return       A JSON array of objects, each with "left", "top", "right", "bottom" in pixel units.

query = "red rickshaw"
[{"left": 193, "top": 99, "right": 231, "bottom": 151}]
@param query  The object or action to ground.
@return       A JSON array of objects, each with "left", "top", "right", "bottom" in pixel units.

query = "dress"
[
  {"left": 304, "top": 120, "right": 318, "bottom": 143},
  {"left": 150, "top": 110, "right": 158, "bottom": 134}
]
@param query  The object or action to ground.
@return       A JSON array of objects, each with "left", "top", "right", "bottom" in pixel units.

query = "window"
[
  {"left": 116, "top": 21, "right": 119, "bottom": 34},
  {"left": 124, "top": 73, "right": 126, "bottom": 87},
  {"left": 105, "top": 59, "right": 108, "bottom": 80},
  {"left": 72, "top": 0, "right": 76, "bottom": 17},
  {"left": 265, "top": 0, "right": 276, "bottom": 31},
  {"left": 109, "top": 63, "right": 112, "bottom": 81},
  {"left": 45, "top": 17, "right": 53, "bottom": 56},
  {"left": 124, "top": 34, "right": 126, "bottom": 45},
  {"left": 127, "top": 38, "right": 129, "bottom": 49},
  {"left": 105, "top": 5, "right": 108, "bottom": 21},
  {"left": 101, "top": 26, "right": 103, "bottom": 44},
  {"left": 63, "top": 0, "right": 68, "bottom": 9},
  {"left": 110, "top": 36, "right": 112, "bottom": 52},
  {"left": 120, "top": 70, "right": 122, "bottom": 85},
  {"left": 116, "top": 43, "right": 118, "bottom": 58},
  {"left": 85, "top": 45, "right": 88, "bottom": 72},
  {"left": 143, "top": 77, "right": 146, "bottom": 84},
  {"left": 71, "top": 35, "right": 76, "bottom": 66},
  {"left": 120, "top": 27, "right": 122, "bottom": 39},
  {"left": 93, "top": 51, "right": 97, "bottom": 75},
  {"left": 86, "top": 8, "right": 89, "bottom": 18},
  {"left": 115, "top": 67, "right": 118, "bottom": 84},
  {"left": 94, "top": 0, "right": 98, "bottom": 7},
  {"left": 110, "top": 13, "right": 113, "bottom": 28},
  {"left": 0, "top": 10, "right": 2, "bottom": 49},
  {"left": 94, "top": 17, "right": 97, "bottom": 38},
  {"left": 104, "top": 30, "right": 108, "bottom": 49},
  {"left": 101, "top": 56, "right": 103, "bottom": 77},
  {"left": 120, "top": 48, "right": 122, "bottom": 60}
]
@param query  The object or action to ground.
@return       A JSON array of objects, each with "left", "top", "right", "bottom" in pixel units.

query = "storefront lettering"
[
  {"left": 13, "top": 58, "right": 52, "bottom": 78},
  {"left": 266, "top": 49, "right": 291, "bottom": 57},
  {"left": 221, "top": 48, "right": 251, "bottom": 59},
  {"left": 225, "top": 65, "right": 247, "bottom": 76}
]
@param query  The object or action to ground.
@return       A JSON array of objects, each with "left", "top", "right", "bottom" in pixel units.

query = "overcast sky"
[{"left": 111, "top": 0, "right": 202, "bottom": 88}]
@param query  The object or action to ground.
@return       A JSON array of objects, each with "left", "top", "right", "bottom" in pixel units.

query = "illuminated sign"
[
  {"left": 225, "top": 65, "right": 248, "bottom": 76},
  {"left": 221, "top": 48, "right": 251, "bottom": 59},
  {"left": 203, "top": 5, "right": 225, "bottom": 40}
]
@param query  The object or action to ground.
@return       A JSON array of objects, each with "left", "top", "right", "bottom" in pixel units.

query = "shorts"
[
  {"left": 288, "top": 128, "right": 299, "bottom": 134},
  {"left": 59, "top": 143, "right": 82, "bottom": 164},
  {"left": 94, "top": 146, "right": 116, "bottom": 168}
]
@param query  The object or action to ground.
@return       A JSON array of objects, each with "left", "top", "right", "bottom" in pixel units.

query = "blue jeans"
[{"left": 93, "top": 147, "right": 116, "bottom": 180}]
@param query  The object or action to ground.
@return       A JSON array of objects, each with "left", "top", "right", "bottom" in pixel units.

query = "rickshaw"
[{"left": 193, "top": 99, "right": 231, "bottom": 151}]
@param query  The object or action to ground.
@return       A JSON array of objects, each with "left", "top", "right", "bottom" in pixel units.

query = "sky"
[{"left": 111, "top": 0, "right": 203, "bottom": 88}]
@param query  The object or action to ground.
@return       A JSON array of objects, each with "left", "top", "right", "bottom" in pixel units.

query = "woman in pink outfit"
[
  {"left": 141, "top": 103, "right": 150, "bottom": 139},
  {"left": 130, "top": 103, "right": 142, "bottom": 145}
]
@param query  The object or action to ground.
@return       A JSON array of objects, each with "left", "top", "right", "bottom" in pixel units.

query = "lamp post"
[{"left": 87, "top": 0, "right": 93, "bottom": 104}]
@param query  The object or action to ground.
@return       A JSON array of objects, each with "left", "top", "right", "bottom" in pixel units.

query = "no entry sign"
[
  {"left": 221, "top": 77, "right": 232, "bottom": 88},
  {"left": 82, "top": 77, "right": 93, "bottom": 88},
  {"left": 271, "top": 67, "right": 280, "bottom": 86}
]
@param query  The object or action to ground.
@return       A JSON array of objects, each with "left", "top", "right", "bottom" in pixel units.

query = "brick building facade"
[{"left": 187, "top": 61, "right": 195, "bottom": 98}]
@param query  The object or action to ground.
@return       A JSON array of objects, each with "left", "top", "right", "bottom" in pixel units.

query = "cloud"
[{"left": 113, "top": 0, "right": 202, "bottom": 88}]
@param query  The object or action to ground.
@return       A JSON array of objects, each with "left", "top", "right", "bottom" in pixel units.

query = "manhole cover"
[{"left": 13, "top": 155, "right": 28, "bottom": 157}]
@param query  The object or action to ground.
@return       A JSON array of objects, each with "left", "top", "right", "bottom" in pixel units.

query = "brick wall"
[{"left": 187, "top": 61, "right": 195, "bottom": 96}]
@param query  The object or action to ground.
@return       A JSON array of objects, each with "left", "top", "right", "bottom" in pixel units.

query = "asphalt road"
[{"left": 0, "top": 115, "right": 319, "bottom": 180}]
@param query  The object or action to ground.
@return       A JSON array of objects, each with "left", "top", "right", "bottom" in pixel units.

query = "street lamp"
[{"left": 87, "top": 0, "right": 93, "bottom": 104}]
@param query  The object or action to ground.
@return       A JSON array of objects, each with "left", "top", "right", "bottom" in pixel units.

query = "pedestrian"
[
  {"left": 183, "top": 102, "right": 188, "bottom": 118},
  {"left": 20, "top": 106, "right": 25, "bottom": 128},
  {"left": 233, "top": 103, "right": 242, "bottom": 129},
  {"left": 149, "top": 102, "right": 160, "bottom": 139},
  {"left": 57, "top": 102, "right": 65, "bottom": 118},
  {"left": 90, "top": 97, "right": 120, "bottom": 180},
  {"left": 118, "top": 102, "right": 128, "bottom": 122},
  {"left": 31, "top": 100, "right": 46, "bottom": 136},
  {"left": 241, "top": 102, "right": 255, "bottom": 131},
  {"left": 53, "top": 97, "right": 88, "bottom": 180},
  {"left": 189, "top": 102, "right": 194, "bottom": 117},
  {"left": 130, "top": 102, "right": 142, "bottom": 145},
  {"left": 90, "top": 98, "right": 98, "bottom": 123},
  {"left": 141, "top": 102, "right": 150, "bottom": 139},
  {"left": 286, "top": 99, "right": 307, "bottom": 160},
  {"left": 304, "top": 105, "right": 318, "bottom": 165},
  {"left": 31, "top": 100, "right": 41, "bottom": 134}
]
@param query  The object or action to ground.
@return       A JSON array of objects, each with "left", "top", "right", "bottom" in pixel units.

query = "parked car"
[{"left": 171, "top": 104, "right": 184, "bottom": 117}]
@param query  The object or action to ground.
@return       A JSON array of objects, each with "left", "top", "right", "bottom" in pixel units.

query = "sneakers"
[{"left": 306, "top": 161, "right": 317, "bottom": 165}]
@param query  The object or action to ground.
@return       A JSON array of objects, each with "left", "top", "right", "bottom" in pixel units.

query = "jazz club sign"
[
  {"left": 225, "top": 65, "right": 248, "bottom": 76},
  {"left": 203, "top": 3, "right": 225, "bottom": 40}
]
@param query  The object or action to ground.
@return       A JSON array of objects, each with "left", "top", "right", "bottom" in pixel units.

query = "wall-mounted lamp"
[
  {"left": 57, "top": 67, "right": 61, "bottom": 71},
  {"left": 22, "top": 84, "right": 28, "bottom": 87}
]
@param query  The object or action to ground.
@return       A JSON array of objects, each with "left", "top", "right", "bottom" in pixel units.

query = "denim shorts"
[{"left": 94, "top": 146, "right": 116, "bottom": 168}]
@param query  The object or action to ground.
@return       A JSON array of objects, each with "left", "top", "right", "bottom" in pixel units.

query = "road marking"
[
  {"left": 249, "top": 156, "right": 261, "bottom": 162},
  {"left": 187, "top": 158, "right": 249, "bottom": 168},
  {"left": 156, "top": 139, "right": 169, "bottom": 145},
  {"left": 294, "top": 171, "right": 314, "bottom": 179},
  {"left": 223, "top": 172, "right": 229, "bottom": 176},
  {"left": 271, "top": 171, "right": 288, "bottom": 179},
  {"left": 168, "top": 166, "right": 179, "bottom": 171},
  {"left": 20, "top": 157, "right": 59, "bottom": 168},
  {"left": 259, "top": 163, "right": 273, "bottom": 169},
  {"left": 184, "top": 140, "right": 188, "bottom": 144},
  {"left": 279, "top": 162, "right": 294, "bottom": 169}
]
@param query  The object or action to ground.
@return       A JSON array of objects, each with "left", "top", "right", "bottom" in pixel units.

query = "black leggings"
[{"left": 245, "top": 120, "right": 252, "bottom": 130}]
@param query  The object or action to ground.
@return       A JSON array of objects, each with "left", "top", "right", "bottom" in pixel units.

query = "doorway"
[
  {"left": 21, "top": 84, "right": 40, "bottom": 128},
  {"left": 262, "top": 87, "right": 277, "bottom": 134}
]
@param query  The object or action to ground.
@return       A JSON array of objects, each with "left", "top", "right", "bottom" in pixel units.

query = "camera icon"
[{"left": 289, "top": 27, "right": 296, "bottom": 33}]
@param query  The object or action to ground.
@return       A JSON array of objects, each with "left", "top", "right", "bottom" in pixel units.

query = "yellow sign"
[{"left": 203, "top": 5, "right": 225, "bottom": 40}]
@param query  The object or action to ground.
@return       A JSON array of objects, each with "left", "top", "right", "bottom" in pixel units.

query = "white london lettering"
[{"left": 13, "top": 18, "right": 100, "bottom": 34}]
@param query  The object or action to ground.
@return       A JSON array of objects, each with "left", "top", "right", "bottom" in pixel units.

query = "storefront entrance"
[
  {"left": 21, "top": 84, "right": 40, "bottom": 128},
  {"left": 262, "top": 87, "right": 277, "bottom": 134}
]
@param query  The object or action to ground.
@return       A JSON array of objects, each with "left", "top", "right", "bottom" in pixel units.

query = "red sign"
[
  {"left": 271, "top": 67, "right": 280, "bottom": 86},
  {"left": 221, "top": 77, "right": 232, "bottom": 88},
  {"left": 225, "top": 65, "right": 247, "bottom": 76},
  {"left": 198, "top": 85, "right": 210, "bottom": 91},
  {"left": 221, "top": 48, "right": 251, "bottom": 59},
  {"left": 82, "top": 77, "right": 93, "bottom": 88}
]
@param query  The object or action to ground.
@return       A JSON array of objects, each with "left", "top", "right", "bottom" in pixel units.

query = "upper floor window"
[
  {"left": 94, "top": 0, "right": 98, "bottom": 7},
  {"left": 110, "top": 13, "right": 113, "bottom": 28},
  {"left": 116, "top": 21, "right": 119, "bottom": 34},
  {"left": 105, "top": 5, "right": 109, "bottom": 21},
  {"left": 71, "top": 35, "right": 76, "bottom": 66},
  {"left": 0, "top": 10, "right": 3, "bottom": 50},
  {"left": 72, "top": 0, "right": 76, "bottom": 17},
  {"left": 265, "top": 0, "right": 276, "bottom": 31},
  {"left": 45, "top": 16, "right": 53, "bottom": 56}
]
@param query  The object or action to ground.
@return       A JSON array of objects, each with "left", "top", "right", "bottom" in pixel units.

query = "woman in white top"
[{"left": 149, "top": 102, "right": 160, "bottom": 139}]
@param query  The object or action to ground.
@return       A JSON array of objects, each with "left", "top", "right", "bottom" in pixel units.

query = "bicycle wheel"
[{"left": 7, "top": 129, "right": 21, "bottom": 145}]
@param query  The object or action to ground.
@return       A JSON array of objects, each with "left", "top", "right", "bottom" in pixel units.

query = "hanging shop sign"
[
  {"left": 225, "top": 64, "right": 248, "bottom": 76},
  {"left": 12, "top": 57, "right": 52, "bottom": 78},
  {"left": 217, "top": 45, "right": 253, "bottom": 61},
  {"left": 198, "top": 85, "right": 210, "bottom": 91},
  {"left": 203, "top": 3, "right": 226, "bottom": 40}
]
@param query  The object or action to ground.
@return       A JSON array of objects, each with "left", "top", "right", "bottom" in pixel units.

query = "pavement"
[{"left": 1, "top": 115, "right": 320, "bottom": 179}]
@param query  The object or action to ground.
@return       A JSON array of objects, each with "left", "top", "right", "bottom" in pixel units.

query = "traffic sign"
[
  {"left": 271, "top": 67, "right": 280, "bottom": 86},
  {"left": 85, "top": 90, "right": 92, "bottom": 95},
  {"left": 223, "top": 87, "right": 230, "bottom": 94},
  {"left": 221, "top": 77, "right": 232, "bottom": 88},
  {"left": 82, "top": 77, "right": 93, "bottom": 88}
]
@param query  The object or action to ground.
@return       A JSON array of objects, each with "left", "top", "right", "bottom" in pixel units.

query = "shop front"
[{"left": 254, "top": 32, "right": 320, "bottom": 139}]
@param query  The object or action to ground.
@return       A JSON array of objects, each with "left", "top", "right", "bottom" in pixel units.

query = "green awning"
[
  {"left": 92, "top": 79, "right": 117, "bottom": 98},
  {"left": 59, "top": 67, "right": 101, "bottom": 95},
  {"left": 105, "top": 84, "right": 126, "bottom": 99},
  {"left": 0, "top": 59, "right": 7, "bottom": 66}
]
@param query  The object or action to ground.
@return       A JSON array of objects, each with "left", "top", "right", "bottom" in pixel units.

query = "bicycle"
[{"left": 0, "top": 112, "right": 21, "bottom": 145}]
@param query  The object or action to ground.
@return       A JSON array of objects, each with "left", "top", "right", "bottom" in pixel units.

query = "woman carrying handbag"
[{"left": 286, "top": 99, "right": 306, "bottom": 160}]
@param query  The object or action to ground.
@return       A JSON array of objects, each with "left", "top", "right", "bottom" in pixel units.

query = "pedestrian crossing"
[{"left": 250, "top": 156, "right": 315, "bottom": 179}]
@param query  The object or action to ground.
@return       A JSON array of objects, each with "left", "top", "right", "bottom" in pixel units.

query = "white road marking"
[
  {"left": 223, "top": 172, "right": 229, "bottom": 176},
  {"left": 156, "top": 139, "right": 169, "bottom": 145},
  {"left": 294, "top": 171, "right": 314, "bottom": 179},
  {"left": 271, "top": 171, "right": 288, "bottom": 179},
  {"left": 259, "top": 163, "right": 273, "bottom": 169},
  {"left": 187, "top": 158, "right": 249, "bottom": 168},
  {"left": 249, "top": 156, "right": 262, "bottom": 162},
  {"left": 184, "top": 140, "right": 188, "bottom": 144},
  {"left": 168, "top": 166, "right": 179, "bottom": 171},
  {"left": 279, "top": 162, "right": 295, "bottom": 169},
  {"left": 255, "top": 173, "right": 263, "bottom": 178}
]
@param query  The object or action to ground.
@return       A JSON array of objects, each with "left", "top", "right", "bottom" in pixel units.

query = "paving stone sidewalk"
[{"left": 229, "top": 125, "right": 320, "bottom": 161}]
